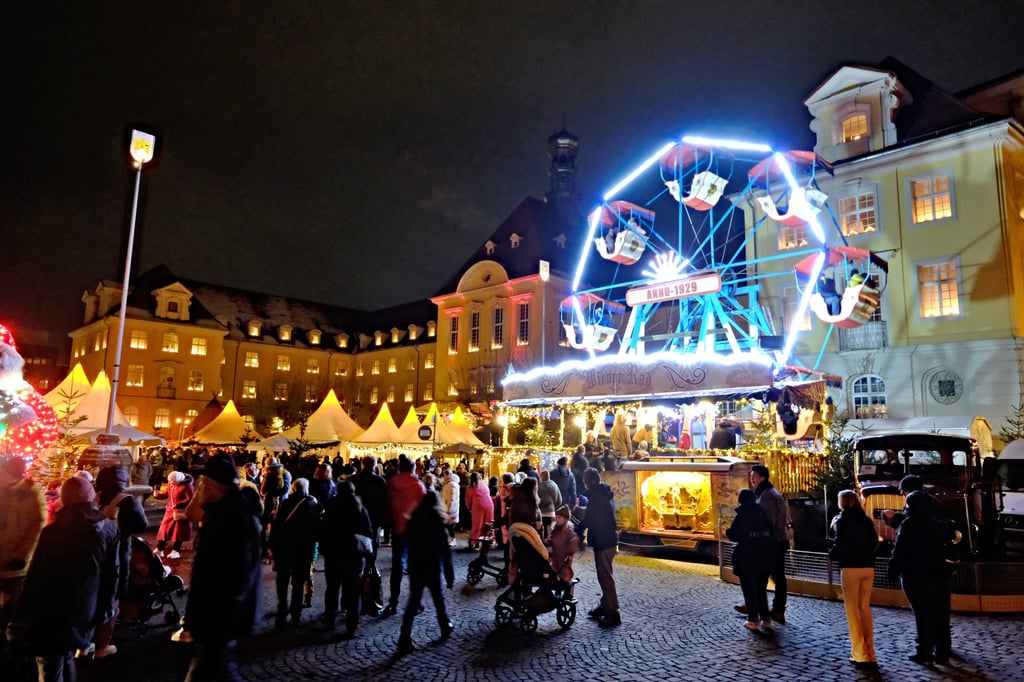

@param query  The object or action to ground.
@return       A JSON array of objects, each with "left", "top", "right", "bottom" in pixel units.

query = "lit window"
[
  {"left": 783, "top": 286, "right": 811, "bottom": 332},
  {"left": 247, "top": 321, "right": 261, "bottom": 337},
  {"left": 486, "top": 374, "right": 495, "bottom": 394},
  {"left": 424, "top": 352, "right": 435, "bottom": 369},
  {"left": 130, "top": 330, "right": 148, "bottom": 350},
  {"left": 305, "top": 385, "right": 318, "bottom": 403},
  {"left": 279, "top": 326, "right": 292, "bottom": 341},
  {"left": 191, "top": 337, "right": 207, "bottom": 356},
  {"left": 309, "top": 330, "right": 321, "bottom": 345},
  {"left": 338, "top": 334, "right": 349, "bottom": 349},
  {"left": 388, "top": 357, "right": 397, "bottom": 373},
  {"left": 839, "top": 191, "right": 877, "bottom": 236},
  {"left": 387, "top": 385, "right": 395, "bottom": 402},
  {"left": 126, "top": 365, "right": 144, "bottom": 387},
  {"left": 469, "top": 311, "right": 480, "bottom": 352},
  {"left": 277, "top": 355, "right": 291, "bottom": 371},
  {"left": 307, "top": 358, "right": 320, "bottom": 374},
  {"left": 186, "top": 408, "right": 198, "bottom": 421},
  {"left": 841, "top": 113, "right": 868, "bottom": 143},
  {"left": 407, "top": 356, "right": 416, "bottom": 371},
  {"left": 242, "top": 379, "right": 257, "bottom": 400},
  {"left": 911, "top": 173, "right": 953, "bottom": 224},
  {"left": 370, "top": 386, "right": 379, "bottom": 403},
  {"left": 391, "top": 329, "right": 400, "bottom": 343},
  {"left": 448, "top": 383, "right": 459, "bottom": 397},
  {"left": 188, "top": 370, "right": 204, "bottom": 392},
  {"left": 356, "top": 363, "right": 365, "bottom": 377},
  {"left": 918, "top": 259, "right": 961, "bottom": 318},
  {"left": 424, "top": 382, "right": 434, "bottom": 402},
  {"left": 852, "top": 375, "right": 887, "bottom": 418},
  {"left": 335, "top": 364, "right": 348, "bottom": 377},
  {"left": 449, "top": 317, "right": 460, "bottom": 354},
  {"left": 517, "top": 303, "right": 530, "bottom": 346},
  {"left": 124, "top": 406, "right": 139, "bottom": 428},
  {"left": 243, "top": 415, "right": 255, "bottom": 430},
  {"left": 492, "top": 307, "right": 504, "bottom": 348},
  {"left": 154, "top": 408, "right": 171, "bottom": 429},
  {"left": 469, "top": 380, "right": 478, "bottom": 396},
  {"left": 274, "top": 382, "right": 288, "bottom": 401},
  {"left": 159, "top": 366, "right": 175, "bottom": 388},
  {"left": 162, "top": 331, "right": 179, "bottom": 353},
  {"left": 167, "top": 301, "right": 179, "bottom": 315},
  {"left": 777, "top": 223, "right": 807, "bottom": 250},
  {"left": 372, "top": 360, "right": 380, "bottom": 375},
  {"left": 427, "top": 321, "right": 436, "bottom": 338},
  {"left": 374, "top": 332, "right": 383, "bottom": 347},
  {"left": 405, "top": 384, "right": 414, "bottom": 402},
  {"left": 244, "top": 351, "right": 259, "bottom": 368}
]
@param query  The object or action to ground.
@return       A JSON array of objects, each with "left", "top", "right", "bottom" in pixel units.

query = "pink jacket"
[{"left": 387, "top": 472, "right": 425, "bottom": 536}]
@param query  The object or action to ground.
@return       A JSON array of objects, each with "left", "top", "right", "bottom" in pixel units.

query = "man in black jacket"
[
  {"left": 351, "top": 456, "right": 388, "bottom": 556},
  {"left": 269, "top": 478, "right": 322, "bottom": 627},
  {"left": 549, "top": 456, "right": 577, "bottom": 509},
  {"left": 183, "top": 454, "right": 262, "bottom": 682},
  {"left": 580, "top": 468, "right": 620, "bottom": 628}
]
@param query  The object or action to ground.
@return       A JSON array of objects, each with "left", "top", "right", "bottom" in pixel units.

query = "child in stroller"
[
  {"left": 118, "top": 536, "right": 184, "bottom": 628},
  {"left": 493, "top": 522, "right": 578, "bottom": 633},
  {"left": 466, "top": 522, "right": 509, "bottom": 587}
]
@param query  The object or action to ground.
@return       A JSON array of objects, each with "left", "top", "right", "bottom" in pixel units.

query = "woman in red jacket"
[
  {"left": 155, "top": 470, "right": 194, "bottom": 558},
  {"left": 465, "top": 472, "right": 493, "bottom": 550}
]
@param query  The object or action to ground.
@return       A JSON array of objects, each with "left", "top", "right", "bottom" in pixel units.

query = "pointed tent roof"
[
  {"left": 184, "top": 397, "right": 223, "bottom": 438},
  {"left": 353, "top": 403, "right": 402, "bottom": 444},
  {"left": 394, "top": 406, "right": 426, "bottom": 444},
  {"left": 58, "top": 371, "right": 133, "bottom": 432},
  {"left": 44, "top": 363, "right": 92, "bottom": 417},
  {"left": 447, "top": 406, "right": 486, "bottom": 447},
  {"left": 191, "top": 400, "right": 262, "bottom": 444},
  {"left": 279, "top": 389, "right": 364, "bottom": 442}
]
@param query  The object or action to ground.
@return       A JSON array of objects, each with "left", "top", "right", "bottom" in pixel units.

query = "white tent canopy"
[
  {"left": 44, "top": 363, "right": 92, "bottom": 418},
  {"left": 78, "top": 423, "right": 165, "bottom": 446},
  {"left": 278, "top": 389, "right": 364, "bottom": 442},
  {"left": 394, "top": 405, "right": 428, "bottom": 444},
  {"left": 353, "top": 403, "right": 402, "bottom": 444},
  {"left": 49, "top": 370, "right": 134, "bottom": 432},
  {"left": 192, "top": 400, "right": 262, "bottom": 444}
]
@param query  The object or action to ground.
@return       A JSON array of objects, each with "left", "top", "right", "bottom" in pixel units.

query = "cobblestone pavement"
[{"left": 69, "top": 535, "right": 1024, "bottom": 682}]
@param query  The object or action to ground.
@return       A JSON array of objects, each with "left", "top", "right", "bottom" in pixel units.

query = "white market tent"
[
  {"left": 278, "top": 389, "right": 364, "bottom": 442},
  {"left": 54, "top": 370, "right": 134, "bottom": 432},
  {"left": 78, "top": 423, "right": 165, "bottom": 446},
  {"left": 352, "top": 402, "right": 402, "bottom": 444},
  {"left": 191, "top": 400, "right": 262, "bottom": 444},
  {"left": 449, "top": 406, "right": 486, "bottom": 447},
  {"left": 44, "top": 363, "right": 92, "bottom": 417},
  {"left": 394, "top": 405, "right": 428, "bottom": 444}
]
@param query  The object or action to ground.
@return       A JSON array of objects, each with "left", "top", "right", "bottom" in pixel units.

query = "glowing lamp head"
[
  {"left": 130, "top": 130, "right": 155, "bottom": 166},
  {"left": 573, "top": 415, "right": 586, "bottom": 428},
  {"left": 642, "top": 251, "right": 689, "bottom": 282}
]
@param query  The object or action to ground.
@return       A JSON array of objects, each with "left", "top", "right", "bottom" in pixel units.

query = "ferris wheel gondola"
[
  {"left": 591, "top": 201, "right": 654, "bottom": 265},
  {"left": 559, "top": 293, "right": 626, "bottom": 352}
]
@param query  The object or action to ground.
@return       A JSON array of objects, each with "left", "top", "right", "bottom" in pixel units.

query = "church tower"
[{"left": 546, "top": 123, "right": 579, "bottom": 213}]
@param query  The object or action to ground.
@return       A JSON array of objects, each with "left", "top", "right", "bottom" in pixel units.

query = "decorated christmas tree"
[{"left": 0, "top": 323, "right": 60, "bottom": 467}]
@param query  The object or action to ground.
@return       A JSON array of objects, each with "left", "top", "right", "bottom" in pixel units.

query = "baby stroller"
[
  {"left": 494, "top": 523, "right": 577, "bottom": 633},
  {"left": 466, "top": 522, "right": 509, "bottom": 587},
  {"left": 119, "top": 536, "right": 184, "bottom": 629}
]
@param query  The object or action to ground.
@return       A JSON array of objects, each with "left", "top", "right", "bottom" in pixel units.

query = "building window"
[
  {"left": 852, "top": 375, "right": 887, "bottom": 418},
  {"left": 917, "top": 258, "right": 961, "bottom": 318},
  {"left": 162, "top": 331, "right": 179, "bottom": 353},
  {"left": 486, "top": 373, "right": 495, "bottom": 394},
  {"left": 247, "top": 321, "right": 261, "bottom": 337},
  {"left": 838, "top": 190, "right": 877, "bottom": 236},
  {"left": 391, "top": 329, "right": 400, "bottom": 343},
  {"left": 279, "top": 325, "right": 292, "bottom": 342},
  {"left": 356, "top": 363, "right": 365, "bottom": 377},
  {"left": 449, "top": 317, "right": 459, "bottom": 354},
  {"left": 191, "top": 337, "right": 207, "bottom": 356},
  {"left": 448, "top": 383, "right": 459, "bottom": 397},
  {"left": 910, "top": 172, "right": 954, "bottom": 224},
  {"left": 154, "top": 408, "right": 171, "bottom": 429},
  {"left": 424, "top": 352, "right": 435, "bottom": 369},
  {"left": 406, "top": 356, "right": 416, "bottom": 371},
  {"left": 126, "top": 365, "right": 144, "bottom": 387},
  {"left": 124, "top": 406, "right": 139, "bottom": 428},
  {"left": 244, "top": 351, "right": 259, "bottom": 368},
  {"left": 243, "top": 415, "right": 255, "bottom": 430},
  {"left": 307, "top": 358, "right": 320, "bottom": 374},
  {"left": 335, "top": 364, "right": 349, "bottom": 377},
  {"left": 469, "top": 311, "right": 480, "bottom": 352},
  {"left": 777, "top": 223, "right": 807, "bottom": 250},
  {"left": 405, "top": 384, "right": 414, "bottom": 402},
  {"left": 783, "top": 286, "right": 811, "bottom": 332},
  {"left": 308, "top": 329, "right": 321, "bottom": 345},
  {"left": 423, "top": 382, "right": 434, "bottom": 402},
  {"left": 277, "top": 355, "right": 291, "bottom": 371},
  {"left": 469, "top": 380, "right": 478, "bottom": 397},
  {"left": 372, "top": 360, "right": 380, "bottom": 375},
  {"left": 129, "top": 330, "right": 148, "bottom": 350},
  {"left": 274, "top": 382, "right": 288, "bottom": 401},
  {"left": 167, "top": 301, "right": 179, "bottom": 314},
  {"left": 427, "top": 321, "right": 436, "bottom": 338},
  {"left": 388, "top": 357, "right": 397, "bottom": 373},
  {"left": 186, "top": 408, "right": 198, "bottom": 421},
  {"left": 492, "top": 307, "right": 504, "bottom": 348},
  {"left": 374, "top": 332, "right": 384, "bottom": 347},
  {"left": 840, "top": 113, "right": 868, "bottom": 143},
  {"left": 305, "top": 385, "right": 318, "bottom": 403},
  {"left": 188, "top": 370, "right": 204, "bottom": 392},
  {"left": 517, "top": 303, "right": 530, "bottom": 346},
  {"left": 387, "top": 385, "right": 395, "bottom": 402},
  {"left": 370, "top": 386, "right": 379, "bottom": 404},
  {"left": 242, "top": 379, "right": 257, "bottom": 400}
]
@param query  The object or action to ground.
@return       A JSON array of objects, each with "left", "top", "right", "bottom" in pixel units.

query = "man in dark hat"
[{"left": 182, "top": 453, "right": 262, "bottom": 681}]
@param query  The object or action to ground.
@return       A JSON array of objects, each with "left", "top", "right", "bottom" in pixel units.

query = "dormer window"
[
  {"left": 279, "top": 325, "right": 292, "bottom": 342},
  {"left": 427, "top": 321, "right": 436, "bottom": 338},
  {"left": 247, "top": 321, "right": 261, "bottom": 337},
  {"left": 167, "top": 301, "right": 179, "bottom": 314},
  {"left": 840, "top": 113, "right": 868, "bottom": 143},
  {"left": 152, "top": 283, "right": 193, "bottom": 321},
  {"left": 336, "top": 333, "right": 349, "bottom": 349},
  {"left": 391, "top": 328, "right": 400, "bottom": 344},
  {"left": 485, "top": 240, "right": 496, "bottom": 255},
  {"left": 509, "top": 233, "right": 521, "bottom": 249},
  {"left": 308, "top": 329, "right": 321, "bottom": 345},
  {"left": 374, "top": 331, "right": 384, "bottom": 347},
  {"left": 408, "top": 324, "right": 418, "bottom": 341}
]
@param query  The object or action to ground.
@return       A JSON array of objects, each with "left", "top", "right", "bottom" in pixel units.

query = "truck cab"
[{"left": 996, "top": 440, "right": 1024, "bottom": 545}]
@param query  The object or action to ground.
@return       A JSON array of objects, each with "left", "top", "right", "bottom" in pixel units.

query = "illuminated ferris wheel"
[{"left": 561, "top": 134, "right": 886, "bottom": 370}]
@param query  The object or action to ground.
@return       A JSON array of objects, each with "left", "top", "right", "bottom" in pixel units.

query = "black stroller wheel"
[
  {"left": 467, "top": 567, "right": 483, "bottom": 585},
  {"left": 520, "top": 615, "right": 538, "bottom": 634},
  {"left": 496, "top": 570, "right": 508, "bottom": 587},
  {"left": 495, "top": 605, "right": 513, "bottom": 626},
  {"left": 556, "top": 601, "right": 576, "bottom": 628}
]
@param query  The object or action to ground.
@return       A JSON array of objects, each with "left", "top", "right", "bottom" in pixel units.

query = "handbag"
[{"left": 353, "top": 533, "right": 374, "bottom": 557}]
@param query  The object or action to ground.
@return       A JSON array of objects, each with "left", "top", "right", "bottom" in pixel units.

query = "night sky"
[{"left": 4, "top": 2, "right": 1021, "bottom": 342}]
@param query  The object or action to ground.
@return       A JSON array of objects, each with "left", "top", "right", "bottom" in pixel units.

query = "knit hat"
[
  {"left": 62, "top": 475, "right": 96, "bottom": 505},
  {"left": 168, "top": 470, "right": 186, "bottom": 485},
  {"left": 200, "top": 453, "right": 239, "bottom": 486},
  {"left": 555, "top": 504, "right": 571, "bottom": 520}
]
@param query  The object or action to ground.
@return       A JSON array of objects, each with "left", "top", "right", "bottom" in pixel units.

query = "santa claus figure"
[{"left": 0, "top": 324, "right": 59, "bottom": 458}]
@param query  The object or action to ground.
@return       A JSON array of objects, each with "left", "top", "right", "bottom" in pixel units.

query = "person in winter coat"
[
  {"left": 0, "top": 457, "right": 45, "bottom": 640},
  {"left": 269, "top": 478, "right": 323, "bottom": 627},
  {"left": 537, "top": 470, "right": 563, "bottom": 538},
  {"left": 829, "top": 490, "right": 878, "bottom": 668},
  {"left": 382, "top": 455, "right": 426, "bottom": 616},
  {"left": 548, "top": 505, "right": 579, "bottom": 583},
  {"left": 155, "top": 470, "right": 194, "bottom": 559},
  {"left": 351, "top": 455, "right": 388, "bottom": 556},
  {"left": 549, "top": 456, "right": 577, "bottom": 510},
  {"left": 609, "top": 412, "right": 632, "bottom": 467},
  {"left": 7, "top": 476, "right": 119, "bottom": 682},
  {"left": 727, "top": 488, "right": 775, "bottom": 632},
  {"left": 508, "top": 477, "right": 542, "bottom": 530},
  {"left": 570, "top": 446, "right": 589, "bottom": 498},
  {"left": 260, "top": 457, "right": 291, "bottom": 518},
  {"left": 888, "top": 490, "right": 956, "bottom": 665},
  {"left": 320, "top": 481, "right": 373, "bottom": 638},
  {"left": 465, "top": 472, "right": 494, "bottom": 549},
  {"left": 182, "top": 453, "right": 262, "bottom": 682},
  {"left": 309, "top": 464, "right": 337, "bottom": 508},
  {"left": 750, "top": 464, "right": 791, "bottom": 623},
  {"left": 440, "top": 463, "right": 461, "bottom": 547},
  {"left": 516, "top": 458, "right": 539, "bottom": 482},
  {"left": 580, "top": 468, "right": 620, "bottom": 628},
  {"left": 91, "top": 466, "right": 148, "bottom": 658},
  {"left": 396, "top": 492, "right": 454, "bottom": 656},
  {"left": 131, "top": 453, "right": 153, "bottom": 487}
]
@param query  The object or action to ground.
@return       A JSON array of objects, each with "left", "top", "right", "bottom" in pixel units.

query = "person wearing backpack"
[
  {"left": 268, "top": 478, "right": 322, "bottom": 628},
  {"left": 829, "top": 490, "right": 879, "bottom": 669},
  {"left": 726, "top": 488, "right": 775, "bottom": 632}
]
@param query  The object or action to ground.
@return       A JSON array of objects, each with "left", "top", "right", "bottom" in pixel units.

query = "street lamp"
[
  {"left": 106, "top": 129, "right": 156, "bottom": 433},
  {"left": 539, "top": 260, "right": 549, "bottom": 367}
]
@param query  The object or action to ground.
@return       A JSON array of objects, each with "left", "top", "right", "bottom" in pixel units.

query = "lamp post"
[{"left": 539, "top": 260, "right": 549, "bottom": 367}]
